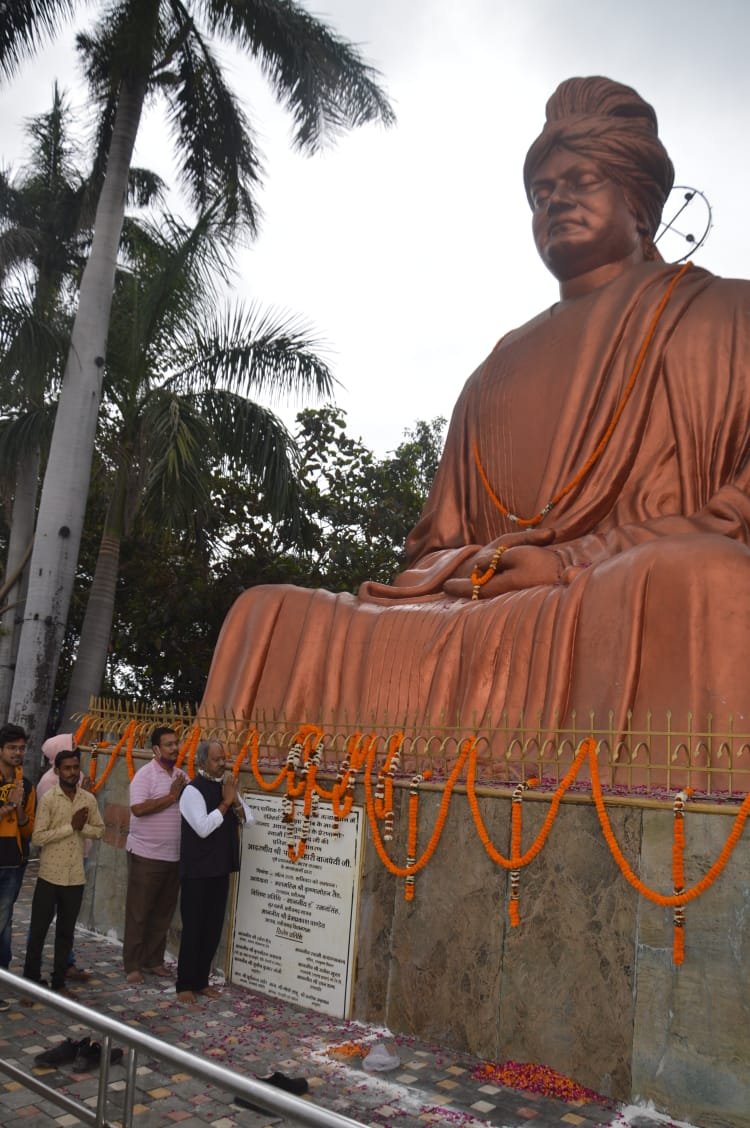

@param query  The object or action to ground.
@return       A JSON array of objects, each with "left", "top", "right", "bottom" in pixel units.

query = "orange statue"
[{"left": 203, "top": 78, "right": 750, "bottom": 791}]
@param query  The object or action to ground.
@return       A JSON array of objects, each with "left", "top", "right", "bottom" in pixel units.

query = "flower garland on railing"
[
  {"left": 256, "top": 730, "right": 750, "bottom": 965},
  {"left": 671, "top": 789, "right": 692, "bottom": 964},
  {"left": 278, "top": 725, "right": 325, "bottom": 862},
  {"left": 509, "top": 777, "right": 538, "bottom": 925},
  {"left": 86, "top": 722, "right": 137, "bottom": 793},
  {"left": 175, "top": 725, "right": 200, "bottom": 778},
  {"left": 363, "top": 736, "right": 473, "bottom": 882},
  {"left": 66, "top": 718, "right": 750, "bottom": 965},
  {"left": 73, "top": 717, "right": 93, "bottom": 747},
  {"left": 405, "top": 769, "right": 432, "bottom": 901}
]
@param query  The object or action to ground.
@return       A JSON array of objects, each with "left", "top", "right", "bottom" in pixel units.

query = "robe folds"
[{"left": 203, "top": 262, "right": 750, "bottom": 790}]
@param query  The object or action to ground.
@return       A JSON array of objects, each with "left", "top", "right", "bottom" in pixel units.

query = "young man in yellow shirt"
[{"left": 23, "top": 748, "right": 104, "bottom": 994}]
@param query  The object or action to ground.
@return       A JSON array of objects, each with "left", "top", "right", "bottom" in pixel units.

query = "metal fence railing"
[
  {"left": 77, "top": 698, "right": 750, "bottom": 795},
  {"left": 0, "top": 970, "right": 369, "bottom": 1128}
]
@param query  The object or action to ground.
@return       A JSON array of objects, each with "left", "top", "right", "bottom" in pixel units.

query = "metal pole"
[
  {"left": 121, "top": 1046, "right": 138, "bottom": 1128},
  {"left": 95, "top": 1031, "right": 112, "bottom": 1123}
]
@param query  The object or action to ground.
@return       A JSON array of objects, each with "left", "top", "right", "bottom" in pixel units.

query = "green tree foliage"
[
  {"left": 290, "top": 407, "right": 445, "bottom": 588},
  {"left": 62, "top": 207, "right": 334, "bottom": 723},
  {"left": 58, "top": 409, "right": 445, "bottom": 706}
]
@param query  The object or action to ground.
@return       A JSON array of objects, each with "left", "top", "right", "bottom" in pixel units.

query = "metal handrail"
[{"left": 0, "top": 969, "right": 369, "bottom": 1128}]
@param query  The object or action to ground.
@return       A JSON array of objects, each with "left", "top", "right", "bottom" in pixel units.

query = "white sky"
[{"left": 1, "top": 0, "right": 749, "bottom": 453}]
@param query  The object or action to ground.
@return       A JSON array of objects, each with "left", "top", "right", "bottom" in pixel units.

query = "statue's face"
[{"left": 530, "top": 148, "right": 642, "bottom": 281}]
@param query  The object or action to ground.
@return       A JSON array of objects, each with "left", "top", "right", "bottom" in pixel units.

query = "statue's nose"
[{"left": 547, "top": 183, "right": 575, "bottom": 210}]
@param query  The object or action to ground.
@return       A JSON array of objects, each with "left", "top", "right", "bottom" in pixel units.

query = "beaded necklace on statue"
[{"left": 473, "top": 261, "right": 692, "bottom": 529}]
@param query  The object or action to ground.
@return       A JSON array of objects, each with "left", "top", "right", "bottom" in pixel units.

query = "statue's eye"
[{"left": 575, "top": 174, "right": 601, "bottom": 191}]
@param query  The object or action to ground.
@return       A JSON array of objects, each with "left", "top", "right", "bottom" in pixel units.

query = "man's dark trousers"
[
  {"left": 24, "top": 878, "right": 84, "bottom": 990},
  {"left": 176, "top": 875, "right": 229, "bottom": 993}
]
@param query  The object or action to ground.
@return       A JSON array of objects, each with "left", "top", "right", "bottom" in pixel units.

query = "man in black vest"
[{"left": 176, "top": 740, "right": 253, "bottom": 1004}]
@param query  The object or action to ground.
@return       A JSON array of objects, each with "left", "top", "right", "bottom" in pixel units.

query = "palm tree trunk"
[
  {"left": 62, "top": 471, "right": 128, "bottom": 727},
  {"left": 62, "top": 528, "right": 122, "bottom": 729},
  {"left": 9, "top": 76, "right": 148, "bottom": 758},
  {"left": 0, "top": 447, "right": 39, "bottom": 716}
]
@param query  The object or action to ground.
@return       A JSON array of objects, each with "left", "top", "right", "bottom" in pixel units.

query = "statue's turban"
[{"left": 523, "top": 77, "right": 674, "bottom": 238}]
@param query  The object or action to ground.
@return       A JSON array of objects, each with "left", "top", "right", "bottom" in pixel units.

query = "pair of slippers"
[
  {"left": 34, "top": 1036, "right": 124, "bottom": 1070},
  {"left": 233, "top": 1071, "right": 309, "bottom": 1113}
]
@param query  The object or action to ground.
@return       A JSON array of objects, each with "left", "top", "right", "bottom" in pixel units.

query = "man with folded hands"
[
  {"left": 23, "top": 747, "right": 104, "bottom": 994},
  {"left": 176, "top": 740, "right": 253, "bottom": 1003},
  {"left": 123, "top": 726, "right": 188, "bottom": 984}
]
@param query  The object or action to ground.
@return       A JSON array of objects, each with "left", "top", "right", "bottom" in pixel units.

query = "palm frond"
[
  {"left": 0, "top": 404, "right": 55, "bottom": 480},
  {"left": 77, "top": 0, "right": 164, "bottom": 199},
  {"left": 0, "top": 0, "right": 75, "bottom": 79},
  {"left": 194, "top": 387, "right": 303, "bottom": 517},
  {"left": 204, "top": 0, "right": 395, "bottom": 153},
  {"left": 108, "top": 209, "right": 232, "bottom": 396},
  {"left": 0, "top": 226, "right": 40, "bottom": 283},
  {"left": 138, "top": 391, "right": 213, "bottom": 528},
  {"left": 161, "top": 17, "right": 262, "bottom": 236},
  {"left": 0, "top": 286, "right": 68, "bottom": 404},
  {"left": 172, "top": 303, "right": 335, "bottom": 403},
  {"left": 126, "top": 167, "right": 167, "bottom": 209}
]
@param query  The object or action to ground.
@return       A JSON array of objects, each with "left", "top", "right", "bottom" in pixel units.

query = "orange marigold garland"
[
  {"left": 90, "top": 722, "right": 137, "bottom": 794},
  {"left": 287, "top": 729, "right": 324, "bottom": 862},
  {"left": 124, "top": 724, "right": 137, "bottom": 781},
  {"left": 508, "top": 778, "right": 538, "bottom": 927},
  {"left": 404, "top": 770, "right": 433, "bottom": 902},
  {"left": 375, "top": 732, "right": 404, "bottom": 839},
  {"left": 250, "top": 730, "right": 287, "bottom": 793},
  {"left": 281, "top": 738, "right": 301, "bottom": 832},
  {"left": 88, "top": 742, "right": 107, "bottom": 785},
  {"left": 179, "top": 721, "right": 750, "bottom": 963},
  {"left": 177, "top": 725, "right": 200, "bottom": 778},
  {"left": 331, "top": 732, "right": 377, "bottom": 819},
  {"left": 73, "top": 716, "right": 94, "bottom": 748},
  {"left": 473, "top": 261, "right": 693, "bottom": 529},
  {"left": 589, "top": 746, "right": 750, "bottom": 923},
  {"left": 672, "top": 788, "right": 692, "bottom": 965},
  {"left": 363, "top": 737, "right": 472, "bottom": 879},
  {"left": 231, "top": 733, "right": 254, "bottom": 778},
  {"left": 467, "top": 739, "right": 591, "bottom": 871}
]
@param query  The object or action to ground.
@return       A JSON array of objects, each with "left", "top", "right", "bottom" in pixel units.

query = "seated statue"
[{"left": 203, "top": 77, "right": 750, "bottom": 792}]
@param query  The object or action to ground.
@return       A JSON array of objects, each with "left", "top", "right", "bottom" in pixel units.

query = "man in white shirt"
[
  {"left": 23, "top": 748, "right": 104, "bottom": 994},
  {"left": 176, "top": 741, "right": 253, "bottom": 1004},
  {"left": 123, "top": 727, "right": 188, "bottom": 984}
]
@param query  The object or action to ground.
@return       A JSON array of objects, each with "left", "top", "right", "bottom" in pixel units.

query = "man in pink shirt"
[{"left": 123, "top": 727, "right": 187, "bottom": 984}]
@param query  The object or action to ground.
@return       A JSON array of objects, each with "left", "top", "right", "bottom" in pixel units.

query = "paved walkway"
[{"left": 0, "top": 862, "right": 692, "bottom": 1128}]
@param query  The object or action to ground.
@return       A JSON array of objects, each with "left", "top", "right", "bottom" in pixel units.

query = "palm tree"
[
  {"left": 62, "top": 208, "right": 333, "bottom": 722},
  {"left": 0, "top": 85, "right": 163, "bottom": 717},
  {"left": 2, "top": 0, "right": 394, "bottom": 750},
  {"left": 0, "top": 86, "right": 86, "bottom": 715}
]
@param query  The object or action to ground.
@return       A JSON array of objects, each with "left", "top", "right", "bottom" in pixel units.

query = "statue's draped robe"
[{"left": 203, "top": 263, "right": 750, "bottom": 781}]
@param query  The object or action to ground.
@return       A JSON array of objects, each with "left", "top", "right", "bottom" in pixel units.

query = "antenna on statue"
[{"left": 655, "top": 186, "right": 713, "bottom": 263}]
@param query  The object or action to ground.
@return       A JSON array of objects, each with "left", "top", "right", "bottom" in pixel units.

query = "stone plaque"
[{"left": 231, "top": 792, "right": 364, "bottom": 1018}]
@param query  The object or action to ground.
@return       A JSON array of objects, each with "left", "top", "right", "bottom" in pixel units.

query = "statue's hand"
[
  {"left": 444, "top": 530, "right": 562, "bottom": 599},
  {"left": 446, "top": 527, "right": 555, "bottom": 583}
]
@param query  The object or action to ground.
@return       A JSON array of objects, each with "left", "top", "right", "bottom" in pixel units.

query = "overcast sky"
[{"left": 1, "top": 0, "right": 748, "bottom": 453}]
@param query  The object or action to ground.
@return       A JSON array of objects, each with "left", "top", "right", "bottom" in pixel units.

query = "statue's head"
[{"left": 523, "top": 77, "right": 675, "bottom": 282}]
